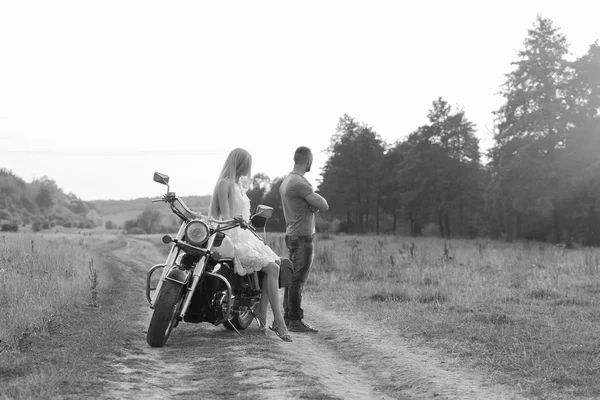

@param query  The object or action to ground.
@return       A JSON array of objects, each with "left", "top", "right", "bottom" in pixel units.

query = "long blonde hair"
[{"left": 208, "top": 148, "right": 252, "bottom": 218}]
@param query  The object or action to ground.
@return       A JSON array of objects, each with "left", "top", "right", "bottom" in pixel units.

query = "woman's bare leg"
[
  {"left": 261, "top": 262, "right": 291, "bottom": 341},
  {"left": 260, "top": 263, "right": 284, "bottom": 324},
  {"left": 256, "top": 279, "right": 269, "bottom": 329}
]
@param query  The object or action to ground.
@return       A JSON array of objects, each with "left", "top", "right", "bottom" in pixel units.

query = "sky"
[{"left": 1, "top": 1, "right": 599, "bottom": 201}]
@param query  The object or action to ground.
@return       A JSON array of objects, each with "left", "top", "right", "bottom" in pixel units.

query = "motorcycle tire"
[
  {"left": 223, "top": 302, "right": 259, "bottom": 331},
  {"left": 146, "top": 280, "right": 184, "bottom": 347}
]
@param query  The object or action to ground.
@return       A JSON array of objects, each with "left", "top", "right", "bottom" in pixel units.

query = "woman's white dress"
[{"left": 224, "top": 179, "right": 279, "bottom": 276}]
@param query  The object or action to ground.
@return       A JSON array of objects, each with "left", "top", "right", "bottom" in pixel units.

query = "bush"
[
  {"left": 124, "top": 219, "right": 138, "bottom": 231},
  {"left": 421, "top": 223, "right": 439, "bottom": 237},
  {"left": 1, "top": 222, "right": 19, "bottom": 232},
  {"left": 48, "top": 214, "right": 65, "bottom": 224},
  {"left": 105, "top": 220, "right": 115, "bottom": 230},
  {"left": 32, "top": 221, "right": 42, "bottom": 232},
  {"left": 337, "top": 220, "right": 349, "bottom": 233},
  {"left": 0, "top": 210, "right": 12, "bottom": 220}
]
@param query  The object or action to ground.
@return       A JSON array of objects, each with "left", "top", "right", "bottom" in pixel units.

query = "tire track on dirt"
[
  {"left": 300, "top": 301, "right": 525, "bottom": 400},
  {"left": 101, "top": 238, "right": 395, "bottom": 399},
  {"left": 100, "top": 237, "right": 525, "bottom": 400},
  {"left": 100, "top": 238, "right": 302, "bottom": 400}
]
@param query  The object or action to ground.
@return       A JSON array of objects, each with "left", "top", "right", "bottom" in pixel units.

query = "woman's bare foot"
[{"left": 269, "top": 322, "right": 292, "bottom": 342}]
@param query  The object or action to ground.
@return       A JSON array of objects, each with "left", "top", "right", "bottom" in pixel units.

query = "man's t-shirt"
[{"left": 279, "top": 173, "right": 315, "bottom": 237}]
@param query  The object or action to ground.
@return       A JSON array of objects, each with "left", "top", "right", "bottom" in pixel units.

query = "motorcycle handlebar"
[
  {"left": 153, "top": 191, "right": 266, "bottom": 241},
  {"left": 161, "top": 194, "right": 248, "bottom": 227},
  {"left": 205, "top": 215, "right": 248, "bottom": 227},
  {"left": 173, "top": 197, "right": 200, "bottom": 217}
]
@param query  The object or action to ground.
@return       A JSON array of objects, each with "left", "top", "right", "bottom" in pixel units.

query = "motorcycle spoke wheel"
[{"left": 146, "top": 280, "right": 184, "bottom": 347}]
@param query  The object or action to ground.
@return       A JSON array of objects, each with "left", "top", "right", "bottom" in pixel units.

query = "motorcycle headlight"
[{"left": 184, "top": 220, "right": 210, "bottom": 245}]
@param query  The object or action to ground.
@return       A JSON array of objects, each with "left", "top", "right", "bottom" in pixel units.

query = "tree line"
[
  {"left": 0, "top": 169, "right": 100, "bottom": 231},
  {"left": 249, "top": 16, "right": 600, "bottom": 245}
]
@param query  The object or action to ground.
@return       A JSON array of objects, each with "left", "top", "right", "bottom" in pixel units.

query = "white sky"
[{"left": 1, "top": 1, "right": 598, "bottom": 201}]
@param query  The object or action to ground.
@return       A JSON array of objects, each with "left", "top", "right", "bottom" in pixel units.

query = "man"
[{"left": 279, "top": 146, "right": 329, "bottom": 333}]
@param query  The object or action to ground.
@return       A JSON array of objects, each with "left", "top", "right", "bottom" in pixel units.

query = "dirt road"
[{"left": 100, "top": 238, "right": 525, "bottom": 400}]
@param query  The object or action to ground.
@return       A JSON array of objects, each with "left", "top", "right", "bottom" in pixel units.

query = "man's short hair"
[{"left": 294, "top": 146, "right": 312, "bottom": 164}]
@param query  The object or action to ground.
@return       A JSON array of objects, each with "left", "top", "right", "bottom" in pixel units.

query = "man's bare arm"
[{"left": 305, "top": 192, "right": 329, "bottom": 212}]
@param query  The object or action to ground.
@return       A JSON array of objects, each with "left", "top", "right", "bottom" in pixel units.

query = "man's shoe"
[{"left": 288, "top": 320, "right": 319, "bottom": 333}]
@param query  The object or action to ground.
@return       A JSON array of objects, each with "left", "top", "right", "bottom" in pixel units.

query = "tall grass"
[
  {"left": 267, "top": 233, "right": 600, "bottom": 398},
  {"left": 0, "top": 233, "right": 94, "bottom": 349}
]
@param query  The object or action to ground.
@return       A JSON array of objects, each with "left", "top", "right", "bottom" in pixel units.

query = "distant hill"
[
  {"left": 0, "top": 168, "right": 212, "bottom": 232},
  {"left": 90, "top": 195, "right": 211, "bottom": 229}
]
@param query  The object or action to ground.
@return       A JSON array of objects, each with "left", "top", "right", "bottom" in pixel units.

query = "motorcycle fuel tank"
[{"left": 211, "top": 232, "right": 235, "bottom": 259}]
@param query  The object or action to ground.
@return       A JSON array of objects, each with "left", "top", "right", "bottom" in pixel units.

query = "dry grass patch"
[
  {"left": 0, "top": 232, "right": 134, "bottom": 399},
  {"left": 0, "top": 232, "right": 110, "bottom": 349},
  {"left": 270, "top": 234, "right": 600, "bottom": 399}
]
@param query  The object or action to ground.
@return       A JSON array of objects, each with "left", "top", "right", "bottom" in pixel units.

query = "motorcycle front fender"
[{"left": 165, "top": 266, "right": 190, "bottom": 285}]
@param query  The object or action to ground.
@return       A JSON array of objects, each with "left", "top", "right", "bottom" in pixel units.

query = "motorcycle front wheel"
[
  {"left": 146, "top": 280, "right": 184, "bottom": 347},
  {"left": 223, "top": 301, "right": 259, "bottom": 331}
]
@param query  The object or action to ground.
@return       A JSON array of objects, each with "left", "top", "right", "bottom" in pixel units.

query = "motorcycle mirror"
[
  {"left": 162, "top": 235, "right": 173, "bottom": 244},
  {"left": 251, "top": 204, "right": 274, "bottom": 219},
  {"left": 250, "top": 205, "right": 273, "bottom": 229},
  {"left": 153, "top": 172, "right": 170, "bottom": 186}
]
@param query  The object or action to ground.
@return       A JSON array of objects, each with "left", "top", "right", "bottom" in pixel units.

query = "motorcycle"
[{"left": 144, "top": 172, "right": 289, "bottom": 347}]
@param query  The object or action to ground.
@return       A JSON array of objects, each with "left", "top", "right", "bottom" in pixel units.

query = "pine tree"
[
  {"left": 490, "top": 15, "right": 571, "bottom": 242},
  {"left": 319, "top": 114, "right": 385, "bottom": 233}
]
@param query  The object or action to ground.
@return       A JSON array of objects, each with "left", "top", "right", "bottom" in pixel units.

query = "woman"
[{"left": 209, "top": 148, "right": 292, "bottom": 342}]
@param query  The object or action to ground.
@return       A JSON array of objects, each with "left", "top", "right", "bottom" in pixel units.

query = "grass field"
[
  {"left": 0, "top": 232, "right": 117, "bottom": 350},
  {"left": 0, "top": 231, "right": 144, "bottom": 399},
  {"left": 264, "top": 234, "right": 600, "bottom": 399},
  {"left": 3, "top": 230, "right": 600, "bottom": 398}
]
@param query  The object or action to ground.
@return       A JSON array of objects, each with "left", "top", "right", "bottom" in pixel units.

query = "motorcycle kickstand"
[{"left": 228, "top": 319, "right": 242, "bottom": 337}]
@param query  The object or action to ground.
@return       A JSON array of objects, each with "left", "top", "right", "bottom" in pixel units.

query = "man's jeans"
[{"left": 283, "top": 235, "right": 314, "bottom": 321}]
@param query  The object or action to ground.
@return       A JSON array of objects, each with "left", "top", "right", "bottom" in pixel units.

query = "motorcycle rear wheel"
[
  {"left": 223, "top": 302, "right": 259, "bottom": 331},
  {"left": 146, "top": 280, "right": 184, "bottom": 347}
]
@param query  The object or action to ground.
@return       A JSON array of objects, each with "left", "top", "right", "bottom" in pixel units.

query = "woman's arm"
[{"left": 216, "top": 180, "right": 231, "bottom": 219}]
